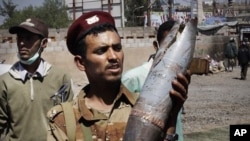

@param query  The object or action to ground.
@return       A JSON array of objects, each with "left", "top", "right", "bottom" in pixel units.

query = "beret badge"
[{"left": 86, "top": 15, "right": 100, "bottom": 25}]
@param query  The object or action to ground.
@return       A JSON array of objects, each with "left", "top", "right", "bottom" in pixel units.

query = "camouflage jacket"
[{"left": 47, "top": 84, "right": 137, "bottom": 141}]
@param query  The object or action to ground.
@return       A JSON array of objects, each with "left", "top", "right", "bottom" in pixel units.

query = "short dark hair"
[{"left": 157, "top": 20, "right": 176, "bottom": 43}]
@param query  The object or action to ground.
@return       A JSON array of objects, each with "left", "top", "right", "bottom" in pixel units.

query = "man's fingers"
[
  {"left": 171, "top": 79, "right": 187, "bottom": 98},
  {"left": 170, "top": 89, "right": 187, "bottom": 102}
]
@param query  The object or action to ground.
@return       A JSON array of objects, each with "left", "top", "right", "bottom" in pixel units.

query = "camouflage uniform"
[{"left": 47, "top": 84, "right": 136, "bottom": 141}]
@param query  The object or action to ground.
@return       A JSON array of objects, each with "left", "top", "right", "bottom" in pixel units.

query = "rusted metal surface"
[{"left": 123, "top": 19, "right": 198, "bottom": 141}]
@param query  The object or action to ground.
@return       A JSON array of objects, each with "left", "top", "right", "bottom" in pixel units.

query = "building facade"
[{"left": 65, "top": 0, "right": 125, "bottom": 27}]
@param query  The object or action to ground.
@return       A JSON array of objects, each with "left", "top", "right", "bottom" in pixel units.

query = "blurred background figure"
[
  {"left": 224, "top": 37, "right": 237, "bottom": 72},
  {"left": 237, "top": 39, "right": 250, "bottom": 80}
]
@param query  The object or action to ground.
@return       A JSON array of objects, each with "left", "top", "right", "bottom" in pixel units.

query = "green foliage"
[
  {"left": 124, "top": 0, "right": 163, "bottom": 27},
  {"left": 38, "top": 0, "right": 70, "bottom": 28},
  {"left": 0, "top": 0, "right": 70, "bottom": 29},
  {"left": 1, "top": 6, "right": 37, "bottom": 29},
  {"left": 152, "top": 0, "right": 163, "bottom": 12},
  {"left": 124, "top": 0, "right": 147, "bottom": 26}
]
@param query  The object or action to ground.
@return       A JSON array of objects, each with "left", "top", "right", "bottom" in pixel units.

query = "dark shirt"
[{"left": 238, "top": 44, "right": 250, "bottom": 65}]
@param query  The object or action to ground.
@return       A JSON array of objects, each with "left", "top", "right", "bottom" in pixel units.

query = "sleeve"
[
  {"left": 237, "top": 49, "right": 240, "bottom": 63},
  {"left": 122, "top": 73, "right": 140, "bottom": 93},
  {"left": 47, "top": 106, "right": 69, "bottom": 141},
  {"left": 233, "top": 44, "right": 238, "bottom": 57},
  {"left": 47, "top": 123, "right": 69, "bottom": 141},
  {"left": 62, "top": 73, "right": 75, "bottom": 102},
  {"left": 0, "top": 79, "right": 8, "bottom": 138},
  {"left": 248, "top": 47, "right": 250, "bottom": 60},
  {"left": 224, "top": 43, "right": 228, "bottom": 55}
]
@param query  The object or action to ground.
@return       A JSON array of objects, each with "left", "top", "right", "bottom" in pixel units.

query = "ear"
[
  {"left": 41, "top": 38, "right": 48, "bottom": 49},
  {"left": 153, "top": 40, "right": 159, "bottom": 51},
  {"left": 74, "top": 55, "right": 86, "bottom": 71}
]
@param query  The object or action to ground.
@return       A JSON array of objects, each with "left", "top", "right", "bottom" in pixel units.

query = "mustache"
[{"left": 106, "top": 60, "right": 120, "bottom": 69}]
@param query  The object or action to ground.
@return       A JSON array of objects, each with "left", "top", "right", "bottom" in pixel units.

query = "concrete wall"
[
  {"left": 0, "top": 47, "right": 155, "bottom": 91},
  {"left": 195, "top": 35, "right": 238, "bottom": 61},
  {"left": 0, "top": 27, "right": 233, "bottom": 63},
  {"left": 0, "top": 27, "right": 156, "bottom": 54},
  {"left": 0, "top": 27, "right": 234, "bottom": 92}
]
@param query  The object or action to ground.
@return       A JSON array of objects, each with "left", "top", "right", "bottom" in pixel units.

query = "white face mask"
[{"left": 17, "top": 39, "right": 45, "bottom": 65}]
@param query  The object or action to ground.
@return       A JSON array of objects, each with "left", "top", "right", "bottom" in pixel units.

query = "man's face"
[
  {"left": 16, "top": 29, "right": 42, "bottom": 60},
  {"left": 82, "top": 31, "right": 124, "bottom": 83}
]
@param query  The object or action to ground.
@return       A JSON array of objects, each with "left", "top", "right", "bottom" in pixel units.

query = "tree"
[
  {"left": 0, "top": 0, "right": 17, "bottom": 18},
  {"left": 0, "top": 0, "right": 70, "bottom": 29},
  {"left": 0, "top": 6, "right": 37, "bottom": 29},
  {"left": 125, "top": 0, "right": 147, "bottom": 26},
  {"left": 38, "top": 0, "right": 70, "bottom": 28}
]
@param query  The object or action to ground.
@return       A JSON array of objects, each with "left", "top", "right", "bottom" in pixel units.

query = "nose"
[
  {"left": 17, "top": 40, "right": 25, "bottom": 48},
  {"left": 107, "top": 48, "right": 118, "bottom": 61}
]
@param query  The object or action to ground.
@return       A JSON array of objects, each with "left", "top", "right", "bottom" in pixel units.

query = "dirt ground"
[
  {"left": 183, "top": 66, "right": 250, "bottom": 137},
  {"left": 1, "top": 48, "right": 250, "bottom": 140}
]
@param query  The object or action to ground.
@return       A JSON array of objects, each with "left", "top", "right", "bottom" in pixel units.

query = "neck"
[
  {"left": 21, "top": 58, "right": 41, "bottom": 73},
  {"left": 85, "top": 80, "right": 121, "bottom": 111}
]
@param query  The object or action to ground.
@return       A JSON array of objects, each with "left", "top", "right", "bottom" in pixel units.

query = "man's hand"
[
  {"left": 170, "top": 70, "right": 191, "bottom": 116},
  {"left": 165, "top": 70, "right": 191, "bottom": 135}
]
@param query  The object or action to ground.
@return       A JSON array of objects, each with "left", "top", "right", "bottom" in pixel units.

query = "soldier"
[
  {"left": 47, "top": 11, "right": 190, "bottom": 141},
  {"left": 0, "top": 18, "right": 74, "bottom": 141}
]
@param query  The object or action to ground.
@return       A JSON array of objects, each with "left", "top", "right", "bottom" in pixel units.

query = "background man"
[
  {"left": 0, "top": 18, "right": 74, "bottom": 141},
  {"left": 224, "top": 37, "right": 237, "bottom": 72},
  {"left": 237, "top": 39, "right": 250, "bottom": 80},
  {"left": 122, "top": 20, "right": 185, "bottom": 141}
]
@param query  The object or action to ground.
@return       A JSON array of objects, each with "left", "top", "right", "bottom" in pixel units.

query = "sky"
[
  {"left": 12, "top": 0, "right": 44, "bottom": 10},
  {"left": 0, "top": 0, "right": 228, "bottom": 25}
]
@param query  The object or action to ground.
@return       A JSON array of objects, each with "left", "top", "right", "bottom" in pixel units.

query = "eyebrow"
[{"left": 98, "top": 42, "right": 121, "bottom": 48}]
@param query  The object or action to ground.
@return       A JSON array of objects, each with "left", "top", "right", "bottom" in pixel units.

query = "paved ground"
[
  {"left": 1, "top": 49, "right": 249, "bottom": 140},
  {"left": 183, "top": 66, "right": 250, "bottom": 140}
]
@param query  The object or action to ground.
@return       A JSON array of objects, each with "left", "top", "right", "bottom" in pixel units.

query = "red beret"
[{"left": 66, "top": 11, "right": 115, "bottom": 55}]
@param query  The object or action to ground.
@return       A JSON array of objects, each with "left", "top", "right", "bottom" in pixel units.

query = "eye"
[
  {"left": 17, "top": 34, "right": 34, "bottom": 42},
  {"left": 95, "top": 47, "right": 108, "bottom": 55},
  {"left": 17, "top": 35, "right": 24, "bottom": 41},
  {"left": 113, "top": 44, "right": 122, "bottom": 52}
]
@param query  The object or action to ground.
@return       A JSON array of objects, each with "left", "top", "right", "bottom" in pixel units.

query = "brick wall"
[
  {"left": 0, "top": 27, "right": 233, "bottom": 61},
  {"left": 0, "top": 27, "right": 156, "bottom": 54}
]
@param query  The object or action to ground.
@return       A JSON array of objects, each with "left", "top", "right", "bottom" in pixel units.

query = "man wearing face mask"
[{"left": 0, "top": 18, "right": 74, "bottom": 141}]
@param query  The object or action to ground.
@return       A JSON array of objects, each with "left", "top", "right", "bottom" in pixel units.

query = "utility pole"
[
  {"left": 108, "top": 0, "right": 112, "bottom": 13},
  {"left": 82, "top": 0, "right": 83, "bottom": 14},
  {"left": 147, "top": 0, "right": 151, "bottom": 27},
  {"left": 73, "top": 0, "right": 76, "bottom": 21},
  {"left": 168, "top": 0, "right": 173, "bottom": 20},
  {"left": 212, "top": 0, "right": 218, "bottom": 16},
  {"left": 227, "top": 0, "right": 234, "bottom": 17}
]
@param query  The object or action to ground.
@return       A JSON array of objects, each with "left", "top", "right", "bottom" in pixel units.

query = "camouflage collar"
[{"left": 74, "top": 84, "right": 136, "bottom": 121}]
